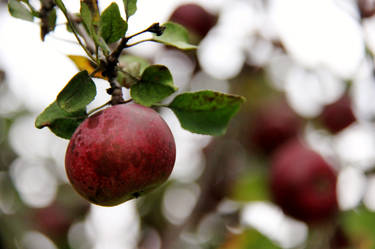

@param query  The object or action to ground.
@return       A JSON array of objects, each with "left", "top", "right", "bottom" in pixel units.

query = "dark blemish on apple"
[{"left": 70, "top": 141, "right": 76, "bottom": 152}]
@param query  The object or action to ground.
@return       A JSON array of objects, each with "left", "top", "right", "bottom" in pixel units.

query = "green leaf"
[
  {"left": 221, "top": 229, "right": 281, "bottom": 249},
  {"left": 241, "top": 230, "right": 282, "bottom": 249},
  {"left": 80, "top": 2, "right": 94, "bottom": 36},
  {"left": 8, "top": 0, "right": 34, "bottom": 21},
  {"left": 54, "top": 0, "right": 67, "bottom": 13},
  {"left": 131, "top": 65, "right": 177, "bottom": 107},
  {"left": 81, "top": 0, "right": 100, "bottom": 21},
  {"left": 123, "top": 0, "right": 137, "bottom": 20},
  {"left": 35, "top": 101, "right": 86, "bottom": 139},
  {"left": 153, "top": 22, "right": 197, "bottom": 50},
  {"left": 99, "top": 2, "right": 127, "bottom": 43},
  {"left": 118, "top": 54, "right": 150, "bottom": 77},
  {"left": 168, "top": 90, "right": 245, "bottom": 135},
  {"left": 80, "top": 2, "right": 110, "bottom": 54},
  {"left": 341, "top": 206, "right": 375, "bottom": 239},
  {"left": 231, "top": 167, "right": 269, "bottom": 202},
  {"left": 57, "top": 71, "right": 96, "bottom": 113},
  {"left": 117, "top": 55, "right": 149, "bottom": 88},
  {"left": 117, "top": 71, "right": 138, "bottom": 88}
]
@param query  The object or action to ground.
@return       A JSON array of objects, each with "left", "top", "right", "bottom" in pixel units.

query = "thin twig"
[
  {"left": 56, "top": 3, "right": 97, "bottom": 62},
  {"left": 125, "top": 39, "right": 155, "bottom": 48}
]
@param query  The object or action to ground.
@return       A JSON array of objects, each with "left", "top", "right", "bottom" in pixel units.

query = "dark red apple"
[
  {"left": 65, "top": 103, "right": 176, "bottom": 206},
  {"left": 169, "top": 3, "right": 217, "bottom": 39},
  {"left": 32, "top": 202, "right": 73, "bottom": 239},
  {"left": 248, "top": 100, "right": 301, "bottom": 154},
  {"left": 320, "top": 94, "right": 356, "bottom": 134},
  {"left": 270, "top": 139, "right": 338, "bottom": 223},
  {"left": 358, "top": 0, "right": 375, "bottom": 18}
]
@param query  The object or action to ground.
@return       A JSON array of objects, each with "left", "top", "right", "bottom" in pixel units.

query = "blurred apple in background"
[
  {"left": 169, "top": 3, "right": 217, "bottom": 42},
  {"left": 31, "top": 185, "right": 90, "bottom": 244},
  {"left": 270, "top": 138, "right": 338, "bottom": 223},
  {"left": 358, "top": 0, "right": 375, "bottom": 18},
  {"left": 32, "top": 202, "right": 72, "bottom": 240},
  {"left": 320, "top": 93, "right": 356, "bottom": 134},
  {"left": 245, "top": 98, "right": 302, "bottom": 155}
]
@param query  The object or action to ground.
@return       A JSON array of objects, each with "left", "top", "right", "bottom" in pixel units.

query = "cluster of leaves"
[{"left": 9, "top": 0, "right": 245, "bottom": 139}]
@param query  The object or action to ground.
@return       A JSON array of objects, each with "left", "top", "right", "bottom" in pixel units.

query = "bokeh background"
[{"left": 1, "top": 0, "right": 375, "bottom": 248}]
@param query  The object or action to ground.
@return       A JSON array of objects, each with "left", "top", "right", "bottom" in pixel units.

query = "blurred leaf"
[
  {"left": 67, "top": 55, "right": 105, "bottom": 79},
  {"left": 220, "top": 229, "right": 282, "bottom": 249},
  {"left": 81, "top": 0, "right": 100, "bottom": 22},
  {"left": 99, "top": 2, "right": 127, "bottom": 43},
  {"left": 123, "top": 0, "right": 137, "bottom": 20},
  {"left": 119, "top": 54, "right": 150, "bottom": 77},
  {"left": 8, "top": 0, "right": 34, "bottom": 21},
  {"left": 57, "top": 71, "right": 96, "bottom": 113},
  {"left": 54, "top": 0, "right": 67, "bottom": 13},
  {"left": 35, "top": 101, "right": 86, "bottom": 139},
  {"left": 117, "top": 55, "right": 149, "bottom": 87},
  {"left": 152, "top": 22, "right": 197, "bottom": 50},
  {"left": 168, "top": 90, "right": 245, "bottom": 135},
  {"left": 80, "top": 2, "right": 110, "bottom": 54},
  {"left": 341, "top": 206, "right": 375, "bottom": 248},
  {"left": 80, "top": 2, "right": 95, "bottom": 36},
  {"left": 131, "top": 65, "right": 176, "bottom": 106},
  {"left": 231, "top": 168, "right": 269, "bottom": 202}
]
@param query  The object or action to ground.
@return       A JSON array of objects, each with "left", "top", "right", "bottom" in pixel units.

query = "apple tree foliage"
[{"left": 8, "top": 0, "right": 245, "bottom": 139}]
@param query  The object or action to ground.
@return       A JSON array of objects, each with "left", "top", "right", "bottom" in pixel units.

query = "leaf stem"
[
  {"left": 125, "top": 39, "right": 154, "bottom": 48},
  {"left": 126, "top": 22, "right": 165, "bottom": 41},
  {"left": 55, "top": 1, "right": 97, "bottom": 63}
]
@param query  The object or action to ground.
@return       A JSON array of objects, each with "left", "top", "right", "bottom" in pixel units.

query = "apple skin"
[
  {"left": 249, "top": 100, "right": 301, "bottom": 154},
  {"left": 320, "top": 94, "right": 356, "bottom": 134},
  {"left": 270, "top": 139, "right": 338, "bottom": 223},
  {"left": 65, "top": 103, "right": 176, "bottom": 206},
  {"left": 169, "top": 3, "right": 217, "bottom": 39}
]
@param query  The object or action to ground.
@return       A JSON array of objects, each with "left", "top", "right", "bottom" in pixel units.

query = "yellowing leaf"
[{"left": 67, "top": 55, "right": 106, "bottom": 79}]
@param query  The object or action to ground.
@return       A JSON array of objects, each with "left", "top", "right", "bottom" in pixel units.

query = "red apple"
[
  {"left": 320, "top": 94, "right": 356, "bottom": 134},
  {"left": 358, "top": 0, "right": 375, "bottom": 18},
  {"left": 169, "top": 3, "right": 217, "bottom": 39},
  {"left": 248, "top": 100, "right": 301, "bottom": 154},
  {"left": 65, "top": 103, "right": 176, "bottom": 206},
  {"left": 32, "top": 202, "right": 72, "bottom": 239},
  {"left": 270, "top": 139, "right": 338, "bottom": 223}
]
